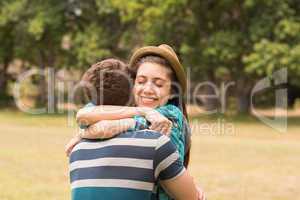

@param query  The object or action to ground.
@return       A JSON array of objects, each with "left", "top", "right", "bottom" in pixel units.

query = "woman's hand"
[
  {"left": 65, "top": 135, "right": 81, "bottom": 157},
  {"left": 197, "top": 185, "right": 206, "bottom": 200},
  {"left": 144, "top": 109, "right": 172, "bottom": 136}
]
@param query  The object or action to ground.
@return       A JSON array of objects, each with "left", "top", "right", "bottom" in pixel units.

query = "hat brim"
[{"left": 129, "top": 46, "right": 187, "bottom": 93}]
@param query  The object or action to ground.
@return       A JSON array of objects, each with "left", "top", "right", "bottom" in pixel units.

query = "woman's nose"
[{"left": 143, "top": 82, "right": 155, "bottom": 94}]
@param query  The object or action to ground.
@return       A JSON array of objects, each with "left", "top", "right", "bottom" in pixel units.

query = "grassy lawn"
[{"left": 0, "top": 111, "right": 299, "bottom": 200}]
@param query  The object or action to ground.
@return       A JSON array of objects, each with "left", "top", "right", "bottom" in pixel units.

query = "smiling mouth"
[
  {"left": 141, "top": 96, "right": 157, "bottom": 99},
  {"left": 140, "top": 96, "right": 158, "bottom": 102}
]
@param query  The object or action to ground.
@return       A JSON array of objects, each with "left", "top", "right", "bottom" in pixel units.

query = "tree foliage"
[{"left": 0, "top": 0, "right": 299, "bottom": 112}]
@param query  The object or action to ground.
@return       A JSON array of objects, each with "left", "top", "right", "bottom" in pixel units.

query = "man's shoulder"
[{"left": 72, "top": 130, "right": 165, "bottom": 158}]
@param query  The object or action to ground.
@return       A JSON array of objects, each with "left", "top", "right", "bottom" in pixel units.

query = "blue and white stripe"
[{"left": 69, "top": 130, "right": 184, "bottom": 200}]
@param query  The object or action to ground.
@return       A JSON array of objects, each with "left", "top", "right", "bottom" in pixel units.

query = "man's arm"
[{"left": 160, "top": 170, "right": 198, "bottom": 200}]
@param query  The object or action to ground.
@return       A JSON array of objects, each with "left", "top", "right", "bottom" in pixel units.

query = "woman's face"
[{"left": 133, "top": 62, "right": 172, "bottom": 108}]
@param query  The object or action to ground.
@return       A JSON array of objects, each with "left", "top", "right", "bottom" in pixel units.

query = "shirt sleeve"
[
  {"left": 156, "top": 104, "right": 183, "bottom": 130},
  {"left": 156, "top": 104, "right": 185, "bottom": 163},
  {"left": 132, "top": 115, "right": 149, "bottom": 130},
  {"left": 154, "top": 135, "right": 185, "bottom": 181},
  {"left": 127, "top": 115, "right": 149, "bottom": 131}
]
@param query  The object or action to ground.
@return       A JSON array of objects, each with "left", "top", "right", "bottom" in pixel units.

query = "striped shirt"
[{"left": 69, "top": 130, "right": 185, "bottom": 200}]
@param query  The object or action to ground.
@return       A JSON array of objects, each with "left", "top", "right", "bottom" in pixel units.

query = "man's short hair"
[{"left": 81, "top": 58, "right": 133, "bottom": 106}]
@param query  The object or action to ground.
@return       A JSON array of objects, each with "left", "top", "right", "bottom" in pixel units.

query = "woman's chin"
[
  {"left": 142, "top": 104, "right": 157, "bottom": 108},
  {"left": 138, "top": 101, "right": 158, "bottom": 108}
]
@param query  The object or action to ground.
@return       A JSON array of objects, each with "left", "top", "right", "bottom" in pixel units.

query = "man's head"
[{"left": 81, "top": 58, "right": 133, "bottom": 106}]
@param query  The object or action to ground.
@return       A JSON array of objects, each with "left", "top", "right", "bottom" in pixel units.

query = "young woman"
[{"left": 67, "top": 45, "right": 202, "bottom": 200}]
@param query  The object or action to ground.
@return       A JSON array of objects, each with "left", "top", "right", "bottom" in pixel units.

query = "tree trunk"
[
  {"left": 236, "top": 78, "right": 252, "bottom": 114},
  {"left": 35, "top": 49, "right": 57, "bottom": 113},
  {"left": 201, "top": 85, "right": 219, "bottom": 111},
  {"left": 0, "top": 72, "right": 9, "bottom": 97},
  {"left": 237, "top": 92, "right": 250, "bottom": 113},
  {"left": 0, "top": 61, "right": 12, "bottom": 106},
  {"left": 202, "top": 69, "right": 219, "bottom": 111},
  {"left": 36, "top": 50, "right": 48, "bottom": 109}
]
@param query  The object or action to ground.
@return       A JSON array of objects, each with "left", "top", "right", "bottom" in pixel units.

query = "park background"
[{"left": 0, "top": 0, "right": 300, "bottom": 199}]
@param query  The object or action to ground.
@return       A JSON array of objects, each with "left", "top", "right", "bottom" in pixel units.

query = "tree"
[
  {"left": 243, "top": 1, "right": 300, "bottom": 108},
  {"left": 17, "top": 0, "right": 70, "bottom": 110},
  {"left": 0, "top": 0, "right": 27, "bottom": 105},
  {"left": 1, "top": 0, "right": 300, "bottom": 114},
  {"left": 135, "top": 0, "right": 300, "bottom": 113},
  {"left": 65, "top": 0, "right": 139, "bottom": 69}
]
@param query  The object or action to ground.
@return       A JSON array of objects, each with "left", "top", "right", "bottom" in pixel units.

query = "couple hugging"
[{"left": 65, "top": 44, "right": 205, "bottom": 200}]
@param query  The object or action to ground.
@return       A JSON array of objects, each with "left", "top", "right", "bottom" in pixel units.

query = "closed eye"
[
  {"left": 155, "top": 83, "right": 163, "bottom": 87},
  {"left": 154, "top": 80, "right": 165, "bottom": 87},
  {"left": 136, "top": 76, "right": 146, "bottom": 84}
]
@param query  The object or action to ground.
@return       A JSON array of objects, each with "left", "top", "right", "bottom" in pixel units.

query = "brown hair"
[
  {"left": 134, "top": 55, "right": 191, "bottom": 168},
  {"left": 81, "top": 59, "right": 133, "bottom": 106}
]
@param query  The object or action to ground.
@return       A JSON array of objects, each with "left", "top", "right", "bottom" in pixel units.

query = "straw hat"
[{"left": 129, "top": 44, "right": 187, "bottom": 93}]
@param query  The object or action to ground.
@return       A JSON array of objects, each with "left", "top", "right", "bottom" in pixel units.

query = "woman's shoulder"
[
  {"left": 157, "top": 104, "right": 183, "bottom": 116},
  {"left": 156, "top": 104, "right": 184, "bottom": 128}
]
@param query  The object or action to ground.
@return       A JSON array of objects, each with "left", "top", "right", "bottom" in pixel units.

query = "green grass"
[
  {"left": 190, "top": 118, "right": 300, "bottom": 200},
  {"left": 0, "top": 111, "right": 299, "bottom": 200}
]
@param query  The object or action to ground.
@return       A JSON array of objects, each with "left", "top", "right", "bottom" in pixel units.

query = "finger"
[
  {"left": 150, "top": 124, "right": 163, "bottom": 133},
  {"left": 166, "top": 126, "right": 172, "bottom": 136},
  {"left": 155, "top": 123, "right": 169, "bottom": 135},
  {"left": 65, "top": 145, "right": 71, "bottom": 156},
  {"left": 150, "top": 125, "right": 161, "bottom": 133},
  {"left": 149, "top": 122, "right": 159, "bottom": 130},
  {"left": 159, "top": 122, "right": 170, "bottom": 134},
  {"left": 160, "top": 126, "right": 169, "bottom": 135},
  {"left": 65, "top": 147, "right": 69, "bottom": 155},
  {"left": 65, "top": 142, "right": 72, "bottom": 152},
  {"left": 65, "top": 140, "right": 77, "bottom": 155},
  {"left": 199, "top": 191, "right": 203, "bottom": 200},
  {"left": 158, "top": 122, "right": 171, "bottom": 133},
  {"left": 66, "top": 145, "right": 73, "bottom": 155},
  {"left": 201, "top": 193, "right": 206, "bottom": 200},
  {"left": 197, "top": 187, "right": 205, "bottom": 200},
  {"left": 66, "top": 149, "right": 71, "bottom": 157}
]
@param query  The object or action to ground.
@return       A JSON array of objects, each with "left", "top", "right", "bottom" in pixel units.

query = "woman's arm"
[
  {"left": 65, "top": 118, "right": 136, "bottom": 156},
  {"left": 160, "top": 170, "right": 199, "bottom": 200},
  {"left": 80, "top": 118, "right": 136, "bottom": 139},
  {"left": 76, "top": 105, "right": 152, "bottom": 125},
  {"left": 77, "top": 105, "right": 173, "bottom": 136}
]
